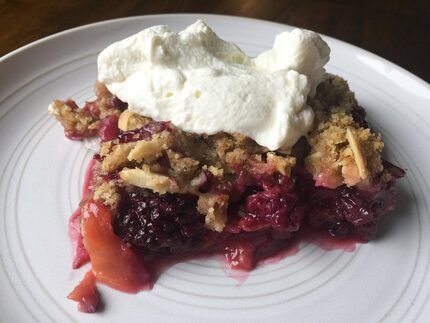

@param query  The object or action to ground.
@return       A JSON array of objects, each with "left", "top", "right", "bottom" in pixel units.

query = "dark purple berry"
[{"left": 114, "top": 189, "right": 206, "bottom": 255}]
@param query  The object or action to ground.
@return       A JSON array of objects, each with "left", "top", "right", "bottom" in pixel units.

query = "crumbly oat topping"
[
  {"left": 48, "top": 100, "right": 98, "bottom": 139},
  {"left": 93, "top": 181, "right": 120, "bottom": 209},
  {"left": 48, "top": 82, "right": 124, "bottom": 140},
  {"left": 267, "top": 153, "right": 296, "bottom": 176},
  {"left": 101, "top": 142, "right": 136, "bottom": 173},
  {"left": 305, "top": 75, "right": 384, "bottom": 187},
  {"left": 51, "top": 74, "right": 389, "bottom": 232},
  {"left": 207, "top": 166, "right": 224, "bottom": 178},
  {"left": 166, "top": 150, "right": 200, "bottom": 182},
  {"left": 197, "top": 193, "right": 229, "bottom": 232}
]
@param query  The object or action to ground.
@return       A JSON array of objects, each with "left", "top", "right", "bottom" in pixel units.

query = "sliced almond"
[
  {"left": 346, "top": 127, "right": 369, "bottom": 179},
  {"left": 118, "top": 110, "right": 148, "bottom": 131},
  {"left": 101, "top": 142, "right": 136, "bottom": 173},
  {"left": 341, "top": 160, "right": 361, "bottom": 186},
  {"left": 119, "top": 165, "right": 179, "bottom": 194},
  {"left": 207, "top": 166, "right": 224, "bottom": 177},
  {"left": 93, "top": 181, "right": 120, "bottom": 209},
  {"left": 127, "top": 135, "right": 169, "bottom": 162}
]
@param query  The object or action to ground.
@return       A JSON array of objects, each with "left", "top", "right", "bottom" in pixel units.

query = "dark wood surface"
[{"left": 1, "top": 0, "right": 429, "bottom": 83}]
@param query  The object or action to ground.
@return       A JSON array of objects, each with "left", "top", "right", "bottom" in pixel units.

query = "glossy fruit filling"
[
  {"left": 81, "top": 200, "right": 151, "bottom": 293},
  {"left": 111, "top": 163, "right": 401, "bottom": 263},
  {"left": 68, "top": 133, "right": 403, "bottom": 313},
  {"left": 64, "top": 107, "right": 404, "bottom": 313},
  {"left": 67, "top": 271, "right": 100, "bottom": 313},
  {"left": 115, "top": 190, "right": 206, "bottom": 256},
  {"left": 297, "top": 163, "right": 404, "bottom": 241}
]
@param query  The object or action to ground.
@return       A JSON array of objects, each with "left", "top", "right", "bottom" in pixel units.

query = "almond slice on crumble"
[
  {"left": 118, "top": 110, "right": 149, "bottom": 131},
  {"left": 101, "top": 142, "right": 136, "bottom": 173},
  {"left": 207, "top": 165, "right": 224, "bottom": 177},
  {"left": 127, "top": 133, "right": 172, "bottom": 162},
  {"left": 120, "top": 165, "right": 179, "bottom": 194},
  {"left": 346, "top": 127, "right": 369, "bottom": 180},
  {"left": 341, "top": 159, "right": 361, "bottom": 186}
]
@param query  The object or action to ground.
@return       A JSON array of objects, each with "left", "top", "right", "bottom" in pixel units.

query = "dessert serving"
[{"left": 48, "top": 20, "right": 404, "bottom": 312}]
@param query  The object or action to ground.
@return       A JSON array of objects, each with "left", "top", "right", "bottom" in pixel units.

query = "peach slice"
[{"left": 82, "top": 200, "right": 151, "bottom": 293}]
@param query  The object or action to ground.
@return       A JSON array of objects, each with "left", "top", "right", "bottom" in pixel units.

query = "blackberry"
[
  {"left": 114, "top": 189, "right": 207, "bottom": 255},
  {"left": 298, "top": 167, "right": 401, "bottom": 241}
]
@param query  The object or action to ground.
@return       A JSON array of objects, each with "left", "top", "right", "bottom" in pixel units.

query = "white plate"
[{"left": 1, "top": 14, "right": 430, "bottom": 323}]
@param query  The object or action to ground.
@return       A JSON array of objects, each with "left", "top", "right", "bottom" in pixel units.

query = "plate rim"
[
  {"left": 0, "top": 13, "right": 429, "bottom": 93},
  {"left": 0, "top": 12, "right": 429, "bottom": 323}
]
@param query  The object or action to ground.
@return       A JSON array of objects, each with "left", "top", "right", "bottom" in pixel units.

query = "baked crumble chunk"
[
  {"left": 50, "top": 74, "right": 404, "bottom": 308},
  {"left": 48, "top": 82, "right": 127, "bottom": 140}
]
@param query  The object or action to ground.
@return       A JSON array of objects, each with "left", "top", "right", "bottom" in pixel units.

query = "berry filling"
[
  {"left": 238, "top": 173, "right": 304, "bottom": 232},
  {"left": 50, "top": 76, "right": 405, "bottom": 313},
  {"left": 63, "top": 115, "right": 403, "bottom": 312},
  {"left": 117, "top": 120, "right": 172, "bottom": 143},
  {"left": 103, "top": 160, "right": 401, "bottom": 279},
  {"left": 114, "top": 190, "right": 207, "bottom": 256},
  {"left": 99, "top": 115, "right": 120, "bottom": 142},
  {"left": 82, "top": 200, "right": 151, "bottom": 293},
  {"left": 297, "top": 164, "right": 402, "bottom": 240}
]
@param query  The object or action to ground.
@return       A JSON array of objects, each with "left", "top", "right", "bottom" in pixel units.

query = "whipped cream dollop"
[{"left": 98, "top": 20, "right": 330, "bottom": 150}]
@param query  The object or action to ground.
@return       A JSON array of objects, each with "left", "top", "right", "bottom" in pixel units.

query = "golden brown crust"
[
  {"left": 47, "top": 82, "right": 124, "bottom": 139},
  {"left": 93, "top": 181, "right": 120, "bottom": 209},
  {"left": 305, "top": 75, "right": 384, "bottom": 187},
  {"left": 48, "top": 100, "right": 97, "bottom": 137},
  {"left": 101, "top": 142, "right": 136, "bottom": 173},
  {"left": 267, "top": 153, "right": 296, "bottom": 176}
]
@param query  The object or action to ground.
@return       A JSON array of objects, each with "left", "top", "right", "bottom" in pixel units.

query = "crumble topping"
[
  {"left": 267, "top": 153, "right": 296, "bottom": 176},
  {"left": 128, "top": 133, "right": 172, "bottom": 162},
  {"left": 197, "top": 193, "right": 229, "bottom": 232},
  {"left": 305, "top": 75, "right": 384, "bottom": 187},
  {"left": 94, "top": 181, "right": 120, "bottom": 209},
  {"left": 48, "top": 100, "right": 98, "bottom": 139},
  {"left": 166, "top": 150, "right": 200, "bottom": 183},
  {"left": 207, "top": 165, "right": 224, "bottom": 177},
  {"left": 48, "top": 82, "right": 125, "bottom": 140},
  {"left": 51, "top": 74, "right": 390, "bottom": 232},
  {"left": 101, "top": 142, "right": 136, "bottom": 173}
]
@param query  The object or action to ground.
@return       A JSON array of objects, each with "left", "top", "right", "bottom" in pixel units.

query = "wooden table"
[{"left": 1, "top": 0, "right": 429, "bottom": 83}]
